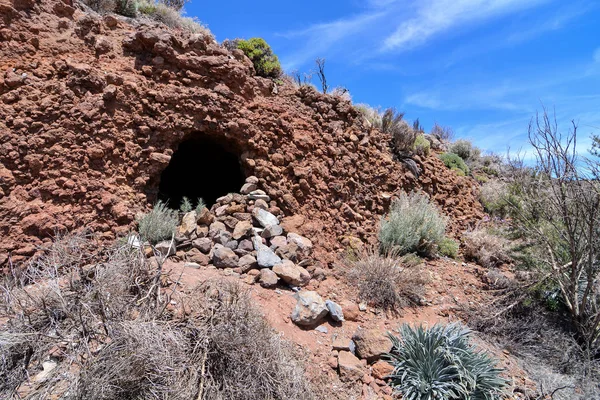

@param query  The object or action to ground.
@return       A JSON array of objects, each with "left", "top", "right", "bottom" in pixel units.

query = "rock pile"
[{"left": 172, "top": 176, "right": 319, "bottom": 291}]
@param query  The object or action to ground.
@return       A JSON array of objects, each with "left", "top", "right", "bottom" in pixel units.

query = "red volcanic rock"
[{"left": 0, "top": 0, "right": 484, "bottom": 265}]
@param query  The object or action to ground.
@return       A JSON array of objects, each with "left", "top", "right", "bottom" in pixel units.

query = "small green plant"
[
  {"left": 116, "top": 0, "right": 137, "bottom": 16},
  {"left": 137, "top": 201, "right": 179, "bottom": 245},
  {"left": 237, "top": 38, "right": 282, "bottom": 78},
  {"left": 413, "top": 134, "right": 431, "bottom": 156},
  {"left": 195, "top": 198, "right": 206, "bottom": 214},
  {"left": 438, "top": 237, "right": 459, "bottom": 258},
  {"left": 180, "top": 196, "right": 193, "bottom": 213},
  {"left": 440, "top": 152, "right": 470, "bottom": 176},
  {"left": 379, "top": 192, "right": 448, "bottom": 257},
  {"left": 385, "top": 324, "right": 507, "bottom": 400}
]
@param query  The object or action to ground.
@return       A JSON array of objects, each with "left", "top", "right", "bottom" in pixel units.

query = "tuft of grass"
[
  {"left": 382, "top": 108, "right": 418, "bottom": 157},
  {"left": 440, "top": 152, "right": 470, "bottom": 176},
  {"left": 385, "top": 323, "right": 507, "bottom": 400},
  {"left": 137, "top": 201, "right": 179, "bottom": 245},
  {"left": 355, "top": 104, "right": 383, "bottom": 129},
  {"left": 348, "top": 253, "right": 426, "bottom": 311},
  {"left": 136, "top": 0, "right": 214, "bottom": 35},
  {"left": 413, "top": 134, "right": 431, "bottom": 156},
  {"left": 379, "top": 192, "right": 448, "bottom": 257}
]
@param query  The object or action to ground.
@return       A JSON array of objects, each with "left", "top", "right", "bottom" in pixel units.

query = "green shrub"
[
  {"left": 237, "top": 38, "right": 282, "bottom": 78},
  {"left": 379, "top": 192, "right": 448, "bottom": 257},
  {"left": 136, "top": 1, "right": 213, "bottom": 35},
  {"left": 85, "top": 0, "right": 116, "bottom": 12},
  {"left": 195, "top": 198, "right": 206, "bottom": 214},
  {"left": 440, "top": 152, "right": 470, "bottom": 176},
  {"left": 137, "top": 201, "right": 179, "bottom": 245},
  {"left": 480, "top": 180, "right": 511, "bottom": 218},
  {"left": 116, "top": 0, "right": 137, "bottom": 16},
  {"left": 438, "top": 237, "right": 459, "bottom": 258},
  {"left": 413, "top": 134, "right": 431, "bottom": 156},
  {"left": 449, "top": 139, "right": 481, "bottom": 162},
  {"left": 385, "top": 324, "right": 507, "bottom": 400}
]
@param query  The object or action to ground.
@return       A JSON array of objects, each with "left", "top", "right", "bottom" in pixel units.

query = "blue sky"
[{"left": 186, "top": 0, "right": 600, "bottom": 156}]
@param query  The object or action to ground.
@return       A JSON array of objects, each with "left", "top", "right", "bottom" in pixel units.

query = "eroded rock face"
[{"left": 0, "top": 0, "right": 484, "bottom": 265}]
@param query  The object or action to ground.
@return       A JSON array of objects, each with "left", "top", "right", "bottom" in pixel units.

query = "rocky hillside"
[{"left": 0, "top": 0, "right": 483, "bottom": 267}]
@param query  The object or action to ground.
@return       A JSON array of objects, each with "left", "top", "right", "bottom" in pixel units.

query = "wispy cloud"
[
  {"left": 381, "top": 0, "right": 550, "bottom": 51},
  {"left": 594, "top": 47, "right": 600, "bottom": 64}
]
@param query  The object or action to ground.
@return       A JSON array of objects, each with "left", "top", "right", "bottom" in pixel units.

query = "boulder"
[
  {"left": 261, "top": 224, "right": 283, "bottom": 238},
  {"left": 192, "top": 237, "right": 212, "bottom": 253},
  {"left": 325, "top": 300, "right": 344, "bottom": 322},
  {"left": 178, "top": 211, "right": 196, "bottom": 237},
  {"left": 187, "top": 248, "right": 209, "bottom": 265},
  {"left": 238, "top": 254, "right": 257, "bottom": 272},
  {"left": 258, "top": 268, "right": 279, "bottom": 288},
  {"left": 212, "top": 244, "right": 239, "bottom": 268},
  {"left": 341, "top": 301, "right": 360, "bottom": 322},
  {"left": 232, "top": 220, "right": 253, "bottom": 240},
  {"left": 352, "top": 328, "right": 392, "bottom": 362},
  {"left": 253, "top": 236, "right": 282, "bottom": 268},
  {"left": 291, "top": 291, "right": 328, "bottom": 326},
  {"left": 287, "top": 233, "right": 313, "bottom": 256},
  {"left": 252, "top": 208, "right": 279, "bottom": 228},
  {"left": 338, "top": 351, "right": 365, "bottom": 382},
  {"left": 273, "top": 260, "right": 310, "bottom": 286}
]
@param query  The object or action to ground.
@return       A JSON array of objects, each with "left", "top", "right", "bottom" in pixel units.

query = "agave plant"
[{"left": 383, "top": 323, "right": 507, "bottom": 400}]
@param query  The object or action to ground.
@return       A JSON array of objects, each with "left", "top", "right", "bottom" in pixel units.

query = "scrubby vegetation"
[
  {"left": 382, "top": 108, "right": 417, "bottom": 158},
  {"left": 440, "top": 152, "right": 470, "bottom": 176},
  {"left": 438, "top": 237, "right": 459, "bottom": 259},
  {"left": 463, "top": 228, "right": 511, "bottom": 269},
  {"left": 236, "top": 38, "right": 282, "bottom": 78},
  {"left": 412, "top": 134, "right": 431, "bottom": 156},
  {"left": 385, "top": 323, "right": 507, "bottom": 399},
  {"left": 0, "top": 234, "right": 314, "bottom": 399},
  {"left": 137, "top": 200, "right": 179, "bottom": 244},
  {"left": 348, "top": 253, "right": 426, "bottom": 311},
  {"left": 379, "top": 192, "right": 448, "bottom": 257},
  {"left": 85, "top": 0, "right": 212, "bottom": 35}
]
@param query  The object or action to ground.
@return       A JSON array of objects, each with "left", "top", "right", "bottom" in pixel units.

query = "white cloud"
[
  {"left": 382, "top": 0, "right": 550, "bottom": 51},
  {"left": 594, "top": 47, "right": 600, "bottom": 64}
]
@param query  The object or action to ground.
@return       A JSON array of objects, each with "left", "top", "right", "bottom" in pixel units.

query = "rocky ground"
[{"left": 0, "top": 1, "right": 536, "bottom": 399}]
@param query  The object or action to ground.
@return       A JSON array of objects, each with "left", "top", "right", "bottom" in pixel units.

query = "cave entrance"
[{"left": 158, "top": 134, "right": 245, "bottom": 209}]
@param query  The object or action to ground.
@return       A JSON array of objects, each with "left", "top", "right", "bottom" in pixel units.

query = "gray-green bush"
[
  {"left": 449, "top": 139, "right": 481, "bottom": 163},
  {"left": 379, "top": 192, "right": 448, "bottom": 257},
  {"left": 440, "top": 152, "right": 470, "bottom": 176},
  {"left": 137, "top": 201, "right": 179, "bottom": 245},
  {"left": 384, "top": 323, "right": 507, "bottom": 400}
]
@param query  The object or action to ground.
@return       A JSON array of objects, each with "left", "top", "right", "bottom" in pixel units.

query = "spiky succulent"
[{"left": 384, "top": 323, "right": 507, "bottom": 400}]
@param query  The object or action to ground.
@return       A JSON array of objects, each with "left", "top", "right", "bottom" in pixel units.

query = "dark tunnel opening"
[{"left": 158, "top": 134, "right": 246, "bottom": 209}]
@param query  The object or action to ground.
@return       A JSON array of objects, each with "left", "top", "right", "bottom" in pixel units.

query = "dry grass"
[
  {"left": 0, "top": 233, "right": 313, "bottom": 400},
  {"left": 348, "top": 253, "right": 427, "bottom": 311},
  {"left": 462, "top": 229, "right": 511, "bottom": 268}
]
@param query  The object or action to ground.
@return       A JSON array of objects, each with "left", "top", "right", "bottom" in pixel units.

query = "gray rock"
[
  {"left": 261, "top": 224, "right": 283, "bottom": 239},
  {"left": 240, "top": 182, "right": 257, "bottom": 194},
  {"left": 154, "top": 240, "right": 176, "bottom": 257},
  {"left": 253, "top": 236, "right": 282, "bottom": 268},
  {"left": 245, "top": 176, "right": 259, "bottom": 184},
  {"left": 213, "top": 230, "right": 233, "bottom": 245},
  {"left": 287, "top": 233, "right": 313, "bottom": 256},
  {"left": 238, "top": 254, "right": 257, "bottom": 272},
  {"left": 209, "top": 221, "right": 227, "bottom": 238},
  {"left": 258, "top": 268, "right": 279, "bottom": 288},
  {"left": 315, "top": 325, "right": 328, "bottom": 334},
  {"left": 225, "top": 240, "right": 238, "bottom": 250},
  {"left": 325, "top": 300, "right": 344, "bottom": 322},
  {"left": 238, "top": 239, "right": 254, "bottom": 252},
  {"left": 254, "top": 199, "right": 269, "bottom": 210},
  {"left": 252, "top": 208, "right": 279, "bottom": 228},
  {"left": 248, "top": 189, "right": 270, "bottom": 202},
  {"left": 291, "top": 291, "right": 328, "bottom": 326},
  {"left": 184, "top": 262, "right": 201, "bottom": 269},
  {"left": 212, "top": 244, "right": 239, "bottom": 268},
  {"left": 192, "top": 237, "right": 212, "bottom": 254}
]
